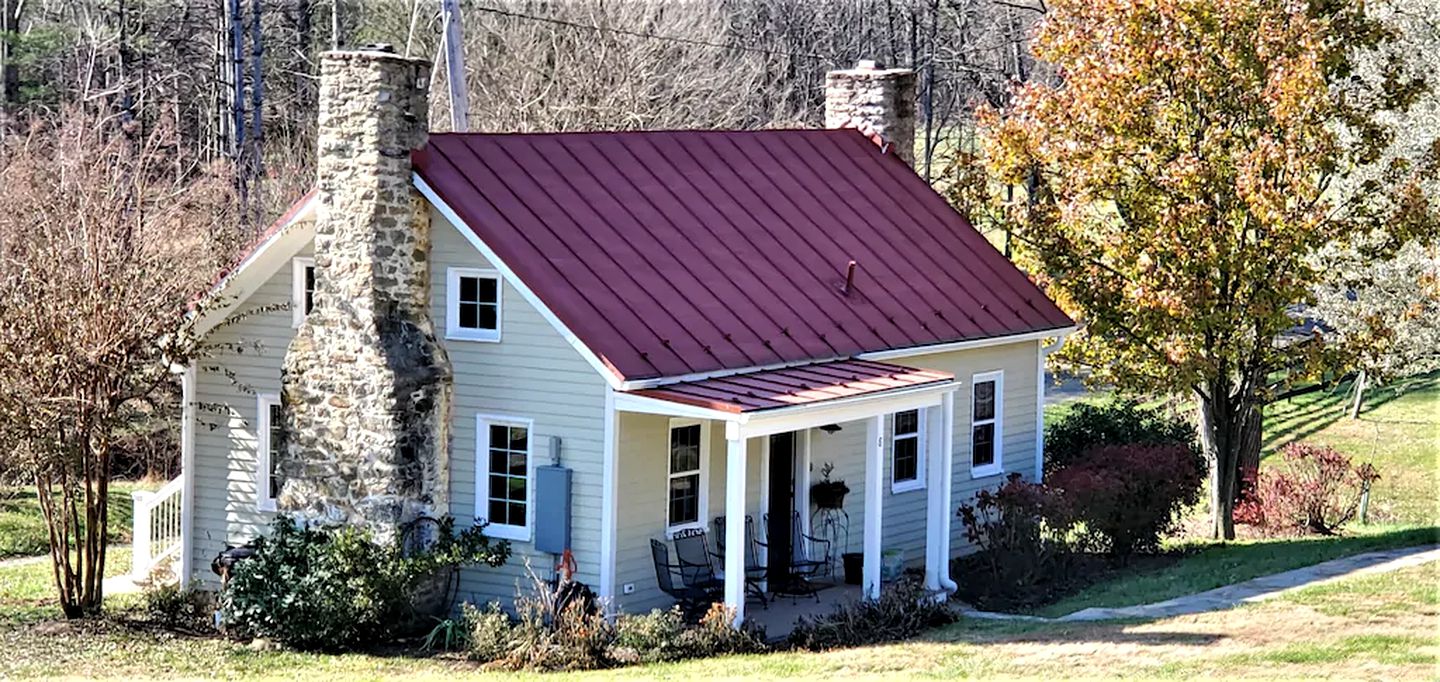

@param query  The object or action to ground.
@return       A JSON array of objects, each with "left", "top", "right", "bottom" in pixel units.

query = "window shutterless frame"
[
  {"left": 970, "top": 370, "right": 1004, "bottom": 478},
  {"left": 665, "top": 418, "right": 710, "bottom": 535},
  {"left": 891, "top": 409, "right": 926, "bottom": 493},
  {"left": 476, "top": 414, "right": 534, "bottom": 541},
  {"left": 446, "top": 267, "right": 502, "bottom": 342},
  {"left": 255, "top": 394, "right": 282, "bottom": 512}
]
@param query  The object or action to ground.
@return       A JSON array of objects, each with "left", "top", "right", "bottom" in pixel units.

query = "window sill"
[
  {"left": 257, "top": 499, "right": 276, "bottom": 513},
  {"left": 483, "top": 524, "right": 531, "bottom": 542},
  {"left": 891, "top": 480, "right": 925, "bottom": 494},
  {"left": 446, "top": 330, "right": 502, "bottom": 343},
  {"left": 970, "top": 464, "right": 1003, "bottom": 479},
  {"left": 665, "top": 521, "right": 705, "bottom": 538}
]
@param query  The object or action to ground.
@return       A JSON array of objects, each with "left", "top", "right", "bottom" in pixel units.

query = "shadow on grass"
[
  {"left": 934, "top": 618, "right": 1225, "bottom": 648},
  {"left": 1262, "top": 370, "right": 1440, "bottom": 456}
]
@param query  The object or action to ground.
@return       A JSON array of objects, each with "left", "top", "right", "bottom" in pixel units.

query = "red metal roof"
[
  {"left": 412, "top": 129, "right": 1072, "bottom": 382},
  {"left": 630, "top": 359, "right": 954, "bottom": 414}
]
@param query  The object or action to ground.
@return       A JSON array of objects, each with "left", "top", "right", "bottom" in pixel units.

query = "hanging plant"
[{"left": 810, "top": 462, "right": 850, "bottom": 510}]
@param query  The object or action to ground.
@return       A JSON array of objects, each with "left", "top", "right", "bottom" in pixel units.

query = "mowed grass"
[
  {"left": 1027, "top": 370, "right": 1439, "bottom": 617},
  {"left": 0, "top": 481, "right": 149, "bottom": 559},
  {"left": 0, "top": 550, "right": 1433, "bottom": 679}
]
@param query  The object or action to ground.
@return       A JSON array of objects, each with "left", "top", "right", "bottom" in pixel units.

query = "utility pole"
[{"left": 440, "top": 0, "right": 468, "bottom": 132}]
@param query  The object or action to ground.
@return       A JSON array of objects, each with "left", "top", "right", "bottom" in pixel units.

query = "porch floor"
[{"left": 744, "top": 579, "right": 863, "bottom": 640}]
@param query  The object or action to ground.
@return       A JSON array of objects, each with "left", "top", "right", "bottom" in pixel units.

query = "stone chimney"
[
  {"left": 825, "top": 60, "right": 918, "bottom": 167},
  {"left": 279, "top": 46, "right": 453, "bottom": 539}
]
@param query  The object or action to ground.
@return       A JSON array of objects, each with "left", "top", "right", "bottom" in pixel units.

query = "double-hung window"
[
  {"left": 478, "top": 415, "right": 532, "bottom": 541},
  {"left": 891, "top": 409, "right": 925, "bottom": 492},
  {"left": 970, "top": 371, "right": 1004, "bottom": 477},
  {"left": 256, "top": 394, "right": 284, "bottom": 512},
  {"left": 292, "top": 257, "right": 315, "bottom": 327},
  {"left": 666, "top": 420, "right": 709, "bottom": 533},
  {"left": 447, "top": 268, "right": 501, "bottom": 342}
]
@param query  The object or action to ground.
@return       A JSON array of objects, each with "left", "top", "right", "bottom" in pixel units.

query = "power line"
[{"left": 469, "top": 4, "right": 829, "bottom": 61}]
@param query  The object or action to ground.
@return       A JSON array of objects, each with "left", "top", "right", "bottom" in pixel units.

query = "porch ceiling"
[{"left": 627, "top": 358, "right": 953, "bottom": 414}]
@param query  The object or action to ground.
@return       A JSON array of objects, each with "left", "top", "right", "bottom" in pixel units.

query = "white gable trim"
[
  {"left": 191, "top": 194, "right": 317, "bottom": 338},
  {"left": 414, "top": 173, "right": 623, "bottom": 390},
  {"left": 857, "top": 327, "right": 1078, "bottom": 362}
]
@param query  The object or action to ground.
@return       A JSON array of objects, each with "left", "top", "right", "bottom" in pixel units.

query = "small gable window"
[
  {"left": 478, "top": 415, "right": 532, "bottom": 541},
  {"left": 446, "top": 267, "right": 501, "bottom": 342},
  {"left": 292, "top": 257, "right": 315, "bottom": 327},
  {"left": 256, "top": 394, "right": 284, "bottom": 512},
  {"left": 971, "top": 371, "right": 1004, "bottom": 478},
  {"left": 891, "top": 409, "right": 925, "bottom": 493}
]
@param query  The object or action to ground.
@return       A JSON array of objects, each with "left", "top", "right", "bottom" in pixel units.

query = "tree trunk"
[
  {"left": 1197, "top": 386, "right": 1247, "bottom": 540},
  {"left": 1349, "top": 370, "right": 1367, "bottom": 419}
]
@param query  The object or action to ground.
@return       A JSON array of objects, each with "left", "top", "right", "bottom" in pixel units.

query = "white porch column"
[
  {"left": 939, "top": 391, "right": 957, "bottom": 591},
  {"left": 924, "top": 402, "right": 946, "bottom": 591},
  {"left": 862, "top": 415, "right": 884, "bottom": 600},
  {"left": 723, "top": 425, "right": 748, "bottom": 626},
  {"left": 178, "top": 361, "right": 197, "bottom": 588}
]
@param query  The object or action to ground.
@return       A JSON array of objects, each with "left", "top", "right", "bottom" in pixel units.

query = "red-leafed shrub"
[
  {"left": 1048, "top": 443, "right": 1206, "bottom": 557},
  {"left": 955, "top": 473, "right": 1076, "bottom": 608},
  {"left": 1234, "top": 443, "right": 1380, "bottom": 535}
]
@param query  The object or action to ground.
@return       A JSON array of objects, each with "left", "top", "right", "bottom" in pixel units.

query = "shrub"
[
  {"left": 221, "top": 515, "right": 510, "bottom": 651},
  {"left": 1235, "top": 442, "right": 1380, "bottom": 535},
  {"left": 1045, "top": 398, "right": 1197, "bottom": 478},
  {"left": 956, "top": 473, "right": 1074, "bottom": 605},
  {"left": 141, "top": 582, "right": 213, "bottom": 632},
  {"left": 613, "top": 607, "right": 689, "bottom": 663},
  {"left": 788, "top": 575, "right": 955, "bottom": 650},
  {"left": 1049, "top": 443, "right": 1206, "bottom": 556}
]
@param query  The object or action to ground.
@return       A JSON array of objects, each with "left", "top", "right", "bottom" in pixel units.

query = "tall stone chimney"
[
  {"left": 825, "top": 60, "right": 918, "bottom": 167},
  {"left": 279, "top": 46, "right": 452, "bottom": 539}
]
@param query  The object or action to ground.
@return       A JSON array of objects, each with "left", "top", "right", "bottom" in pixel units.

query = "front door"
[{"left": 766, "top": 432, "right": 797, "bottom": 583}]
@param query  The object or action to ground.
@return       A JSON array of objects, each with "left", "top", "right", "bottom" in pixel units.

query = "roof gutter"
[{"left": 856, "top": 326, "right": 1079, "bottom": 362}]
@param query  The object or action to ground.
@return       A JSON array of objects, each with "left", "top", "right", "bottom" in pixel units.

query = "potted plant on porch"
[{"left": 810, "top": 462, "right": 850, "bottom": 510}]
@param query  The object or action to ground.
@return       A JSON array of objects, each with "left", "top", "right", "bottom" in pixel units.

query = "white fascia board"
[
  {"left": 611, "top": 391, "right": 740, "bottom": 422},
  {"left": 733, "top": 381, "right": 959, "bottom": 441},
  {"left": 191, "top": 196, "right": 317, "bottom": 337},
  {"left": 414, "top": 173, "right": 624, "bottom": 391},
  {"left": 856, "top": 326, "right": 1078, "bottom": 362}
]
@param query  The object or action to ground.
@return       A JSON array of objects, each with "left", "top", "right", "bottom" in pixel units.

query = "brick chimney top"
[{"left": 825, "top": 60, "right": 918, "bottom": 167}]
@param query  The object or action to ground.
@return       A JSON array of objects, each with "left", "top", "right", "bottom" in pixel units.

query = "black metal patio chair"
[
  {"left": 761, "top": 510, "right": 833, "bottom": 603},
  {"left": 712, "top": 515, "right": 768, "bottom": 608},
  {"left": 650, "top": 538, "right": 719, "bottom": 619}
]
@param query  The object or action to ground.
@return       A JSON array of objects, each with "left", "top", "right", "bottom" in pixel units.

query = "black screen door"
[{"left": 766, "top": 432, "right": 796, "bottom": 582}]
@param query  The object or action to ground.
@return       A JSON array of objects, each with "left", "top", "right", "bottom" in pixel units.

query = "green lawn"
[
  {"left": 0, "top": 548, "right": 1433, "bottom": 679},
  {"left": 0, "top": 481, "right": 149, "bottom": 559},
  {"left": 1027, "top": 370, "right": 1440, "bottom": 617}
]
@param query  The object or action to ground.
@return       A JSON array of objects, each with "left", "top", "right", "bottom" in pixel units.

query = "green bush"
[
  {"left": 220, "top": 515, "right": 509, "bottom": 651},
  {"left": 613, "top": 607, "right": 689, "bottom": 663},
  {"left": 787, "top": 576, "right": 955, "bottom": 650},
  {"left": 141, "top": 582, "right": 213, "bottom": 632},
  {"left": 1045, "top": 398, "right": 1197, "bottom": 478}
]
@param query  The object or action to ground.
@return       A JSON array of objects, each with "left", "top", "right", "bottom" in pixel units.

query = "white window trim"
[
  {"left": 665, "top": 418, "right": 711, "bottom": 536},
  {"left": 970, "top": 370, "right": 1005, "bottom": 479},
  {"left": 475, "top": 413, "right": 535, "bottom": 542},
  {"left": 891, "top": 409, "right": 926, "bottom": 493},
  {"left": 255, "top": 393, "right": 280, "bottom": 512},
  {"left": 291, "top": 257, "right": 314, "bottom": 328},
  {"left": 446, "top": 267, "right": 502, "bottom": 342}
]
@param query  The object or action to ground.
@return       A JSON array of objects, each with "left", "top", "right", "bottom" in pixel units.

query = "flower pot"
[
  {"left": 811, "top": 481, "right": 850, "bottom": 510},
  {"left": 842, "top": 552, "right": 863, "bottom": 585}
]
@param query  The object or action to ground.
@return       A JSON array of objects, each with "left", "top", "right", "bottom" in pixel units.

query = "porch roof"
[{"left": 627, "top": 358, "right": 953, "bottom": 414}]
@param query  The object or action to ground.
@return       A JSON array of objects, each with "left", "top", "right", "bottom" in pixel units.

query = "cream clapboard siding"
[
  {"left": 189, "top": 241, "right": 314, "bottom": 582},
  {"left": 187, "top": 209, "right": 608, "bottom": 603},
  {"left": 811, "top": 339, "right": 1042, "bottom": 570},
  {"left": 428, "top": 209, "right": 609, "bottom": 605},
  {"left": 611, "top": 412, "right": 764, "bottom": 614}
]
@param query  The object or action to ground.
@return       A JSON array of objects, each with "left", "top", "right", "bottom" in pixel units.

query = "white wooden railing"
[{"left": 131, "top": 475, "right": 185, "bottom": 582}]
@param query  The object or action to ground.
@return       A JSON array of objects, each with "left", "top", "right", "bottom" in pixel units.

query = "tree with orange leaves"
[{"left": 975, "top": 0, "right": 1439, "bottom": 538}]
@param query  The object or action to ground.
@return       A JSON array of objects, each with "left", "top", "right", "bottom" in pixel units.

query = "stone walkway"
[{"left": 961, "top": 544, "right": 1440, "bottom": 623}]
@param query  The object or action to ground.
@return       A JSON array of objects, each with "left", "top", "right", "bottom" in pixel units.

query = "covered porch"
[{"left": 610, "top": 358, "right": 960, "bottom": 627}]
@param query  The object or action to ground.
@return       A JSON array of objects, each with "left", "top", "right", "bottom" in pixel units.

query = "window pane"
[
  {"left": 489, "top": 450, "right": 508, "bottom": 474},
  {"left": 489, "top": 475, "right": 508, "bottom": 500},
  {"left": 479, "top": 304, "right": 498, "bottom": 330},
  {"left": 894, "top": 439, "right": 918, "bottom": 481},
  {"left": 460, "top": 276, "right": 478, "bottom": 303},
  {"left": 488, "top": 500, "right": 507, "bottom": 524},
  {"left": 508, "top": 452, "right": 527, "bottom": 475},
  {"left": 509, "top": 503, "right": 526, "bottom": 525},
  {"left": 478, "top": 277, "right": 498, "bottom": 304},
  {"left": 304, "top": 266, "right": 316, "bottom": 314},
  {"left": 508, "top": 477, "right": 527, "bottom": 501},
  {"left": 508, "top": 426, "right": 528, "bottom": 450},
  {"left": 670, "top": 425, "right": 701, "bottom": 474},
  {"left": 459, "top": 302, "right": 479, "bottom": 329},
  {"left": 973, "top": 423, "right": 995, "bottom": 466},
  {"left": 895, "top": 410, "right": 919, "bottom": 436},
  {"left": 974, "top": 381, "right": 996, "bottom": 421},
  {"left": 669, "top": 474, "right": 698, "bottom": 525}
]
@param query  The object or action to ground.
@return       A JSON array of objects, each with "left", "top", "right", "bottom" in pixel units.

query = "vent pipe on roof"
[
  {"left": 840, "top": 260, "right": 858, "bottom": 296},
  {"left": 825, "top": 60, "right": 917, "bottom": 168}
]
